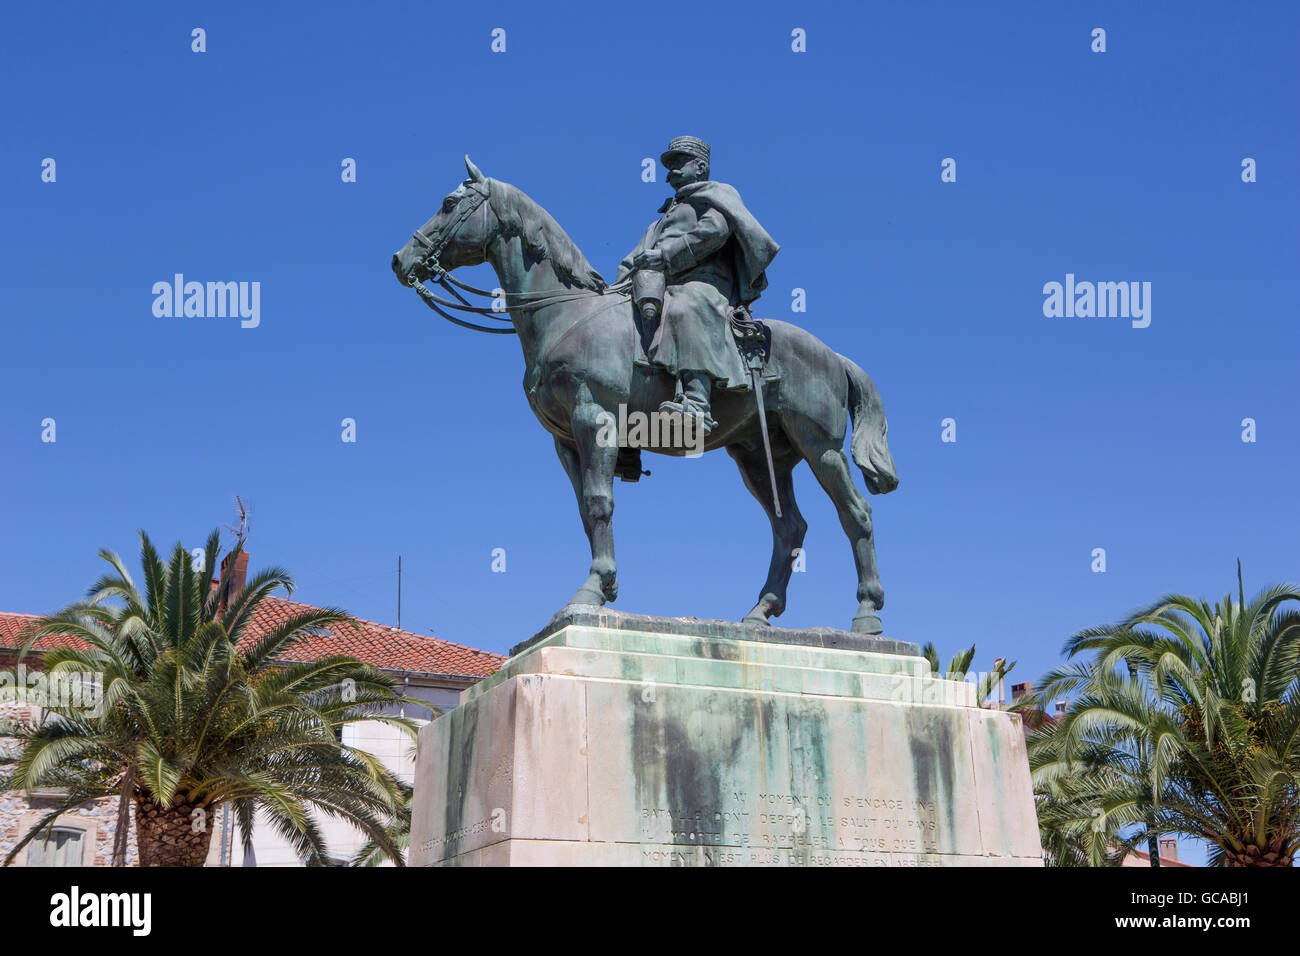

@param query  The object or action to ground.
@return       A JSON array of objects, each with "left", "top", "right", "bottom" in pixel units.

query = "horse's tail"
[{"left": 841, "top": 354, "right": 899, "bottom": 495}]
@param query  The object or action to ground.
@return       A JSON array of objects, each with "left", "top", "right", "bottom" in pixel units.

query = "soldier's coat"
[{"left": 614, "top": 180, "right": 780, "bottom": 390}]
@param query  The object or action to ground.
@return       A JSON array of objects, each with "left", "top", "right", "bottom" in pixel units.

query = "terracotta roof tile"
[
  {"left": 0, "top": 613, "right": 87, "bottom": 654},
  {"left": 245, "top": 597, "right": 505, "bottom": 678},
  {"left": 0, "top": 599, "right": 504, "bottom": 681}
]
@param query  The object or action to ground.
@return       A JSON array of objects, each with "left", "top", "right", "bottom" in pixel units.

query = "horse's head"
[{"left": 392, "top": 155, "right": 496, "bottom": 287}]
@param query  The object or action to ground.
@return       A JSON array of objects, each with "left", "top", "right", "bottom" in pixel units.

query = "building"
[
  {"left": 0, "top": 553, "right": 504, "bottom": 866},
  {"left": 1121, "top": 837, "right": 1192, "bottom": 867}
]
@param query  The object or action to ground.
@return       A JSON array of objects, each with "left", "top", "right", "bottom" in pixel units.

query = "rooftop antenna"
[
  {"left": 397, "top": 555, "right": 402, "bottom": 631},
  {"left": 222, "top": 495, "right": 252, "bottom": 548},
  {"left": 215, "top": 495, "right": 253, "bottom": 613}
]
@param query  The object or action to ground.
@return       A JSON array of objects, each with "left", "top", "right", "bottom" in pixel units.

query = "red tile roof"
[
  {"left": 0, "top": 613, "right": 84, "bottom": 654},
  {"left": 0, "top": 598, "right": 504, "bottom": 681},
  {"left": 249, "top": 597, "right": 504, "bottom": 678}
]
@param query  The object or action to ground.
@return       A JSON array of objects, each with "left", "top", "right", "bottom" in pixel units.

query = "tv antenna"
[{"left": 222, "top": 495, "right": 252, "bottom": 547}]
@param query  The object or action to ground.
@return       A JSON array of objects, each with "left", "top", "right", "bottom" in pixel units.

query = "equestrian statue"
[{"left": 391, "top": 138, "right": 899, "bottom": 634}]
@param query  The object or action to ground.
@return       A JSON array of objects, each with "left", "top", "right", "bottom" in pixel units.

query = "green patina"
[
  {"left": 907, "top": 707, "right": 959, "bottom": 848},
  {"left": 439, "top": 696, "right": 481, "bottom": 862},
  {"left": 629, "top": 683, "right": 759, "bottom": 862}
]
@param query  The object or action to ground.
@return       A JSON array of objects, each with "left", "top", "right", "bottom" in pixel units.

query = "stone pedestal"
[{"left": 410, "top": 609, "right": 1042, "bottom": 866}]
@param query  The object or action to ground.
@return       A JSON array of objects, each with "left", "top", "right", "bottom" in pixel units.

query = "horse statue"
[{"left": 391, "top": 157, "right": 899, "bottom": 634}]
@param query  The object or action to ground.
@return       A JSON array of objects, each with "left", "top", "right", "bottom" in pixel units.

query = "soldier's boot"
[{"left": 660, "top": 371, "right": 717, "bottom": 436}]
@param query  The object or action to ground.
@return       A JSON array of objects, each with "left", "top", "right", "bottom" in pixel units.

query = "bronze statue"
[{"left": 391, "top": 149, "right": 899, "bottom": 634}]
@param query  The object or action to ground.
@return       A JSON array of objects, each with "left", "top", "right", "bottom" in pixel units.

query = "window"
[{"left": 27, "top": 827, "right": 85, "bottom": 867}]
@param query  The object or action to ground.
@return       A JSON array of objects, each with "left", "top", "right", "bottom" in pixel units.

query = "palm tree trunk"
[
  {"left": 1222, "top": 837, "right": 1294, "bottom": 867},
  {"left": 133, "top": 794, "right": 215, "bottom": 866},
  {"left": 110, "top": 766, "right": 135, "bottom": 866},
  {"left": 1146, "top": 831, "right": 1161, "bottom": 867}
]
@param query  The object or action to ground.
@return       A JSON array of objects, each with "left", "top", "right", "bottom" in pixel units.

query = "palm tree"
[
  {"left": 921, "top": 642, "right": 1016, "bottom": 708},
  {"left": 1024, "top": 657, "right": 1182, "bottom": 866},
  {"left": 350, "top": 781, "right": 413, "bottom": 867},
  {"left": 1, "top": 529, "right": 417, "bottom": 867},
  {"left": 1027, "top": 563, "right": 1300, "bottom": 867}
]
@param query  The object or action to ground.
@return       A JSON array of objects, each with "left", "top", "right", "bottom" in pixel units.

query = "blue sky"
[{"left": 2, "top": 2, "right": 1297, "bottom": 859}]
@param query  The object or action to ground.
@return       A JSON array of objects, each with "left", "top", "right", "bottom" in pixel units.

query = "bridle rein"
[{"left": 404, "top": 179, "right": 628, "bottom": 334}]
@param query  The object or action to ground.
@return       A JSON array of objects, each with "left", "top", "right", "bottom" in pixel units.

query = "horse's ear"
[{"left": 465, "top": 155, "right": 486, "bottom": 183}]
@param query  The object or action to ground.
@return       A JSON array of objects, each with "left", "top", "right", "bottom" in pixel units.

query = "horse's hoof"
[
  {"left": 741, "top": 610, "right": 770, "bottom": 627},
  {"left": 851, "top": 612, "right": 883, "bottom": 635},
  {"left": 569, "top": 586, "right": 605, "bottom": 608}
]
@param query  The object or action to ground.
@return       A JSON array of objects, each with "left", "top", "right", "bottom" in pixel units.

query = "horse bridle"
[{"left": 405, "top": 179, "right": 629, "bottom": 334}]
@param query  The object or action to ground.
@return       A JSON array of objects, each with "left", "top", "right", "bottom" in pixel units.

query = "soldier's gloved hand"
[{"left": 632, "top": 248, "right": 665, "bottom": 270}]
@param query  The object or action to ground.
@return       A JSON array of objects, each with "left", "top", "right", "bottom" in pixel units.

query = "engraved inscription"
[
  {"left": 419, "top": 815, "right": 496, "bottom": 854},
  {"left": 636, "top": 791, "right": 942, "bottom": 857}
]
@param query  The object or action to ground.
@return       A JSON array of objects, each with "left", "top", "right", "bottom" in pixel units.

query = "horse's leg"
[
  {"left": 786, "top": 426, "right": 885, "bottom": 634},
  {"left": 564, "top": 394, "right": 619, "bottom": 608},
  {"left": 554, "top": 436, "right": 592, "bottom": 539},
  {"left": 727, "top": 445, "right": 806, "bottom": 626}
]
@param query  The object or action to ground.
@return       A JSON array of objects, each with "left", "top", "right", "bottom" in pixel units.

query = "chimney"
[
  {"left": 219, "top": 550, "right": 249, "bottom": 607},
  {"left": 1158, "top": 838, "right": 1178, "bottom": 862}
]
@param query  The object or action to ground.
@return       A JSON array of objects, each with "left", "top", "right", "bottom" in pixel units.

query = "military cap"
[{"left": 660, "top": 136, "right": 710, "bottom": 167}]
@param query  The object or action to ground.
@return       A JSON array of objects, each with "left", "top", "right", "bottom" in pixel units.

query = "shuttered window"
[{"left": 27, "top": 827, "right": 85, "bottom": 867}]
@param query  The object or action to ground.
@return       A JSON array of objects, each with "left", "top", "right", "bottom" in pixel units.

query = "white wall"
[{"left": 209, "top": 718, "right": 425, "bottom": 867}]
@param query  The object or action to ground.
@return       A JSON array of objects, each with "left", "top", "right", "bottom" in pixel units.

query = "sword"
[
  {"left": 750, "top": 362, "right": 782, "bottom": 518},
  {"left": 732, "top": 308, "right": 781, "bottom": 517}
]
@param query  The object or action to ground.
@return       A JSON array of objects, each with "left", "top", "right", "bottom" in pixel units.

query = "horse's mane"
[{"left": 487, "top": 179, "right": 606, "bottom": 291}]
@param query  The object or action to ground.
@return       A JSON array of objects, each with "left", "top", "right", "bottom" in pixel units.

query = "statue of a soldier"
[{"left": 614, "top": 137, "right": 781, "bottom": 433}]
